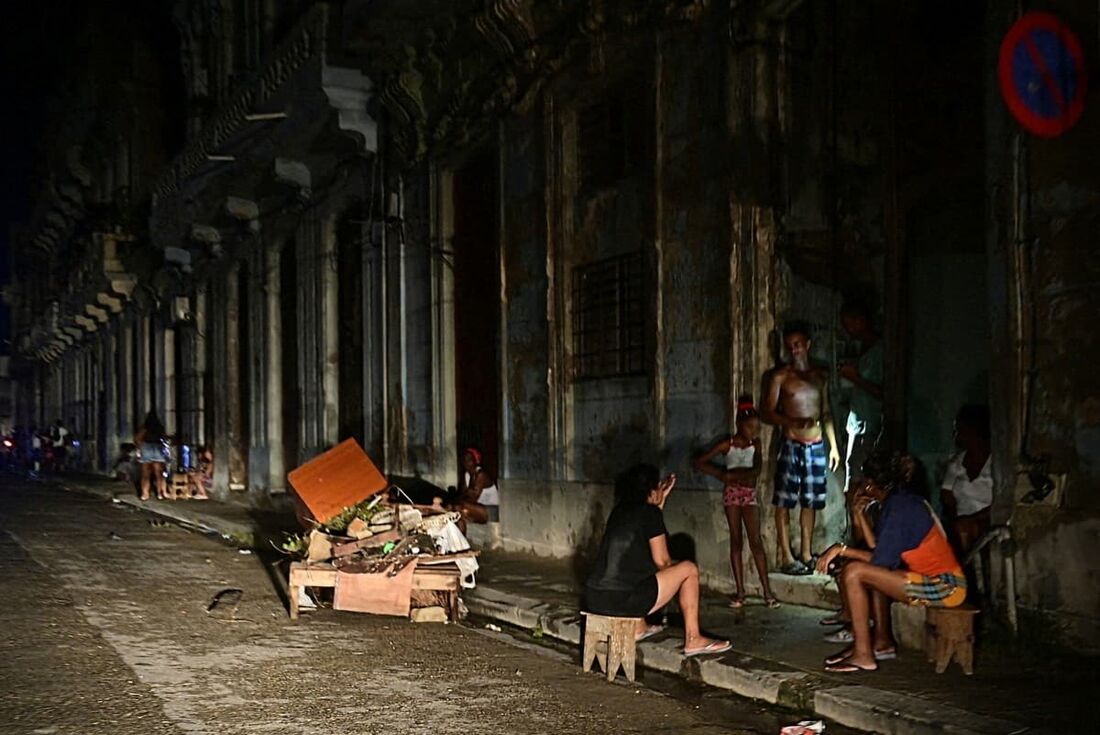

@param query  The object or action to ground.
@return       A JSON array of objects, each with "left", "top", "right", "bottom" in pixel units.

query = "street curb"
[
  {"left": 59, "top": 478, "right": 261, "bottom": 548},
  {"left": 60, "top": 481, "right": 1032, "bottom": 735},
  {"left": 463, "top": 584, "right": 1028, "bottom": 735}
]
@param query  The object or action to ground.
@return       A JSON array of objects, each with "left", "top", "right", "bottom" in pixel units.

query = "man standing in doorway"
[
  {"left": 761, "top": 322, "right": 841, "bottom": 574},
  {"left": 838, "top": 300, "right": 884, "bottom": 498}
]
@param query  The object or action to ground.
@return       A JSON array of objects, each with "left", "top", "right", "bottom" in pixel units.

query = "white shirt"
[
  {"left": 724, "top": 443, "right": 756, "bottom": 470},
  {"left": 941, "top": 452, "right": 993, "bottom": 517},
  {"left": 464, "top": 470, "right": 499, "bottom": 506}
]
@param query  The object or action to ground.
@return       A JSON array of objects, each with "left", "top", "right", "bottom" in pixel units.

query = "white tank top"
[
  {"left": 724, "top": 443, "right": 755, "bottom": 470},
  {"left": 464, "top": 470, "right": 500, "bottom": 506}
]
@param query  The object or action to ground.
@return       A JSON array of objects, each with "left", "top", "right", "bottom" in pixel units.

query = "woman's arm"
[
  {"left": 648, "top": 533, "right": 673, "bottom": 570},
  {"left": 694, "top": 440, "right": 730, "bottom": 472}
]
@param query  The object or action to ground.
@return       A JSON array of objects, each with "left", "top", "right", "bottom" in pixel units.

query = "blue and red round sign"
[{"left": 998, "top": 12, "right": 1088, "bottom": 137}]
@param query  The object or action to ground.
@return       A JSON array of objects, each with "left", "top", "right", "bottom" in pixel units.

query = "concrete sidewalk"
[{"left": 59, "top": 474, "right": 1089, "bottom": 735}]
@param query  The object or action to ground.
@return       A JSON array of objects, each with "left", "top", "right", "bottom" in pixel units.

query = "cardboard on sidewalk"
[{"left": 287, "top": 438, "right": 388, "bottom": 525}]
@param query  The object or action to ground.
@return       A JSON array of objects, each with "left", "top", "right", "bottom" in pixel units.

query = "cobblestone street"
[{"left": 0, "top": 477, "right": 789, "bottom": 735}]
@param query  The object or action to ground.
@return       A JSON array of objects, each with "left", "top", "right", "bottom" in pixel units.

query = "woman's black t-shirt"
[{"left": 586, "top": 502, "right": 668, "bottom": 591}]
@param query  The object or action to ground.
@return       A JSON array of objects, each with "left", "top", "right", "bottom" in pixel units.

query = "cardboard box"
[{"left": 287, "top": 439, "right": 388, "bottom": 525}]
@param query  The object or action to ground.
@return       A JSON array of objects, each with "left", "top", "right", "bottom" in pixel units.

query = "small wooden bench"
[
  {"left": 288, "top": 560, "right": 462, "bottom": 622},
  {"left": 925, "top": 604, "right": 979, "bottom": 675},
  {"left": 582, "top": 612, "right": 641, "bottom": 682}
]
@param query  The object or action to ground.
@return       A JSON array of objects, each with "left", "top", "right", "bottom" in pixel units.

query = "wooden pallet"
[{"left": 288, "top": 560, "right": 461, "bottom": 622}]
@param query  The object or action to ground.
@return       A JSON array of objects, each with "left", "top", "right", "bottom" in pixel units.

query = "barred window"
[{"left": 572, "top": 251, "right": 646, "bottom": 380}]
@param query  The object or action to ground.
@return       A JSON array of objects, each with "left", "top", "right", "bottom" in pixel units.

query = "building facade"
[{"left": 11, "top": 0, "right": 1100, "bottom": 649}]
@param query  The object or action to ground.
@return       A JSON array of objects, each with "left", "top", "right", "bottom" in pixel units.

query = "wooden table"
[{"left": 288, "top": 560, "right": 462, "bottom": 622}]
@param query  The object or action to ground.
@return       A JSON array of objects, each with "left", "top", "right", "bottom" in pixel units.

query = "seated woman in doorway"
[
  {"left": 940, "top": 404, "right": 992, "bottom": 556},
  {"left": 134, "top": 411, "right": 169, "bottom": 501},
  {"left": 585, "top": 464, "right": 732, "bottom": 657},
  {"left": 452, "top": 447, "right": 499, "bottom": 533},
  {"left": 815, "top": 451, "right": 965, "bottom": 673}
]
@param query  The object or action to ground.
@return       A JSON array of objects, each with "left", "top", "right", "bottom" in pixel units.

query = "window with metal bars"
[{"left": 571, "top": 251, "right": 647, "bottom": 380}]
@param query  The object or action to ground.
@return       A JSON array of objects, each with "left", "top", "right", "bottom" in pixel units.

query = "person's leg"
[
  {"left": 775, "top": 507, "right": 795, "bottom": 567},
  {"left": 155, "top": 462, "right": 168, "bottom": 499},
  {"left": 833, "top": 562, "right": 908, "bottom": 670},
  {"left": 799, "top": 507, "right": 816, "bottom": 565},
  {"left": 459, "top": 500, "right": 489, "bottom": 525},
  {"left": 724, "top": 505, "right": 746, "bottom": 602},
  {"left": 741, "top": 505, "right": 775, "bottom": 602},
  {"left": 139, "top": 463, "right": 151, "bottom": 500},
  {"left": 649, "top": 561, "right": 726, "bottom": 650},
  {"left": 870, "top": 589, "right": 897, "bottom": 653}
]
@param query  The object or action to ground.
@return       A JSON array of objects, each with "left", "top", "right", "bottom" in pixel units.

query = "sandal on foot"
[
  {"left": 764, "top": 597, "right": 781, "bottom": 609},
  {"left": 684, "top": 640, "right": 732, "bottom": 657},
  {"left": 824, "top": 649, "right": 853, "bottom": 666},
  {"left": 636, "top": 624, "right": 665, "bottom": 642},
  {"left": 824, "top": 661, "right": 877, "bottom": 673},
  {"left": 874, "top": 648, "right": 898, "bottom": 661},
  {"left": 727, "top": 596, "right": 745, "bottom": 609},
  {"left": 824, "top": 628, "right": 854, "bottom": 643},
  {"left": 779, "top": 561, "right": 808, "bottom": 575},
  {"left": 819, "top": 613, "right": 847, "bottom": 626}
]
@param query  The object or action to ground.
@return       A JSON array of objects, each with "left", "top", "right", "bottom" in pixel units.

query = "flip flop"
[
  {"left": 683, "top": 640, "right": 732, "bottom": 657},
  {"left": 874, "top": 648, "right": 898, "bottom": 661},
  {"left": 824, "top": 661, "right": 877, "bottom": 673},
  {"left": 824, "top": 649, "right": 853, "bottom": 666},
  {"left": 635, "top": 624, "right": 665, "bottom": 642},
  {"left": 824, "top": 628, "right": 854, "bottom": 643},
  {"left": 819, "top": 614, "right": 847, "bottom": 626},
  {"left": 764, "top": 597, "right": 781, "bottom": 609},
  {"left": 727, "top": 596, "right": 745, "bottom": 609},
  {"left": 779, "top": 561, "right": 808, "bottom": 575}
]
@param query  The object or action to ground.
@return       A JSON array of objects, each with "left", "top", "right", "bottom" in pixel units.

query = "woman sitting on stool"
[
  {"left": 816, "top": 451, "right": 966, "bottom": 673},
  {"left": 585, "top": 464, "right": 731, "bottom": 657}
]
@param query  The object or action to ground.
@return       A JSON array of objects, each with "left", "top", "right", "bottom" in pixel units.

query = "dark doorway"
[
  {"left": 452, "top": 149, "right": 501, "bottom": 478},
  {"left": 280, "top": 241, "right": 301, "bottom": 473},
  {"left": 337, "top": 207, "right": 366, "bottom": 447}
]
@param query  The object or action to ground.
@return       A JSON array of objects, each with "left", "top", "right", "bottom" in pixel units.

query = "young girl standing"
[{"left": 695, "top": 396, "right": 779, "bottom": 609}]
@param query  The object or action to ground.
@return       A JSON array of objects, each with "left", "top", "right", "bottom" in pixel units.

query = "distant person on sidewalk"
[
  {"left": 760, "top": 322, "right": 841, "bottom": 574},
  {"left": 187, "top": 445, "right": 214, "bottom": 500},
  {"left": 838, "top": 299, "right": 884, "bottom": 501},
  {"left": 451, "top": 447, "right": 499, "bottom": 533},
  {"left": 815, "top": 451, "right": 965, "bottom": 673},
  {"left": 695, "top": 395, "right": 779, "bottom": 609},
  {"left": 940, "top": 405, "right": 992, "bottom": 556},
  {"left": 585, "top": 464, "right": 731, "bottom": 657},
  {"left": 134, "top": 411, "right": 169, "bottom": 501}
]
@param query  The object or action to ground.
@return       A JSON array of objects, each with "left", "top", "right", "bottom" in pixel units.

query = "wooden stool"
[
  {"left": 582, "top": 612, "right": 640, "bottom": 682},
  {"left": 169, "top": 473, "right": 190, "bottom": 499},
  {"left": 925, "top": 604, "right": 979, "bottom": 674}
]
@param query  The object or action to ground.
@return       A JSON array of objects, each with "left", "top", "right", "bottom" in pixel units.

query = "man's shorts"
[
  {"left": 905, "top": 570, "right": 967, "bottom": 607},
  {"left": 773, "top": 438, "right": 828, "bottom": 509}
]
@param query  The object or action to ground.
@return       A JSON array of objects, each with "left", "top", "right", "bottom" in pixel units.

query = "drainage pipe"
[{"left": 966, "top": 525, "right": 1018, "bottom": 635}]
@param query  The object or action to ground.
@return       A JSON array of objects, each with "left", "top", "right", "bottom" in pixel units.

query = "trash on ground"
[
  {"left": 283, "top": 439, "right": 479, "bottom": 625},
  {"left": 780, "top": 721, "right": 825, "bottom": 735},
  {"left": 485, "top": 623, "right": 502, "bottom": 632}
]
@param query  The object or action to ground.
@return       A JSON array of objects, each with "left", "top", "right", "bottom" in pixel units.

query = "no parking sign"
[{"left": 998, "top": 12, "right": 1088, "bottom": 137}]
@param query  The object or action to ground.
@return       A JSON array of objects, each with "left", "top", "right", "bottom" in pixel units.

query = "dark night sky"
[{"left": 0, "top": 2, "right": 86, "bottom": 353}]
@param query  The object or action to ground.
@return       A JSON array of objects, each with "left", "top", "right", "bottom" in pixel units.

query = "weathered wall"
[{"left": 985, "top": 0, "right": 1100, "bottom": 650}]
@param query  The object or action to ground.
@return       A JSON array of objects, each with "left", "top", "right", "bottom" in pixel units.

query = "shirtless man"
[{"left": 761, "top": 322, "right": 840, "bottom": 574}]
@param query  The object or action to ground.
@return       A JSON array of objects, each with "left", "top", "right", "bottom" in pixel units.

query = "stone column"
[
  {"left": 224, "top": 262, "right": 247, "bottom": 491},
  {"left": 265, "top": 242, "right": 285, "bottom": 491},
  {"left": 322, "top": 217, "right": 340, "bottom": 447}
]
